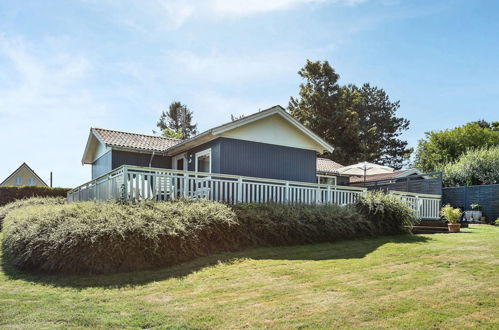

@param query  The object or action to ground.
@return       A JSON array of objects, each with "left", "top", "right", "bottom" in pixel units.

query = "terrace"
[{"left": 67, "top": 165, "right": 442, "bottom": 219}]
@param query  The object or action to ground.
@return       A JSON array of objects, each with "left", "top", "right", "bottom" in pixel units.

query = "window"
[
  {"left": 29, "top": 178, "right": 36, "bottom": 186},
  {"left": 14, "top": 177, "right": 22, "bottom": 185},
  {"left": 317, "top": 175, "right": 336, "bottom": 186},
  {"left": 195, "top": 149, "right": 211, "bottom": 173}
]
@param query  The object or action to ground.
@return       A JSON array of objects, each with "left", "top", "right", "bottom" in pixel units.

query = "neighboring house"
[
  {"left": 348, "top": 168, "right": 443, "bottom": 196},
  {"left": 349, "top": 168, "right": 422, "bottom": 185},
  {"left": 316, "top": 158, "right": 350, "bottom": 186},
  {"left": 0, "top": 162, "right": 48, "bottom": 187},
  {"left": 82, "top": 106, "right": 335, "bottom": 183}
]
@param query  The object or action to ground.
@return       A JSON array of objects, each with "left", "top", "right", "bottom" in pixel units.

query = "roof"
[
  {"left": 93, "top": 128, "right": 181, "bottom": 153},
  {"left": 317, "top": 158, "right": 344, "bottom": 174},
  {"left": 163, "top": 105, "right": 335, "bottom": 155},
  {"left": 0, "top": 162, "right": 48, "bottom": 187},
  {"left": 82, "top": 105, "right": 336, "bottom": 164},
  {"left": 349, "top": 169, "right": 421, "bottom": 183}
]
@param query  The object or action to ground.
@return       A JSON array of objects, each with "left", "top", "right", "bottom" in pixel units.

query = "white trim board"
[{"left": 195, "top": 149, "right": 212, "bottom": 173}]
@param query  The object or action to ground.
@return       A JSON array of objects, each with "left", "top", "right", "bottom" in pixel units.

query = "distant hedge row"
[
  {"left": 0, "top": 186, "right": 70, "bottom": 207},
  {"left": 1, "top": 193, "right": 418, "bottom": 274}
]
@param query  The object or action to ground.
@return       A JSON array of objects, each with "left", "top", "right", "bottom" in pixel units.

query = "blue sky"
[{"left": 0, "top": 0, "right": 498, "bottom": 187}]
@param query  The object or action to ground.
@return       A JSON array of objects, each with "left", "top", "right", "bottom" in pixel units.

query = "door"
[{"left": 172, "top": 154, "right": 187, "bottom": 197}]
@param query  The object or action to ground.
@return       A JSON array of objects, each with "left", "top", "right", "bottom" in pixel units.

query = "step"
[
  {"left": 418, "top": 220, "right": 448, "bottom": 227},
  {"left": 408, "top": 225, "right": 450, "bottom": 234}
]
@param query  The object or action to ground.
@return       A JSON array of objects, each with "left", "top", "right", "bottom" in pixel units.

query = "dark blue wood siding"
[
  {"left": 92, "top": 138, "right": 317, "bottom": 183},
  {"left": 92, "top": 151, "right": 112, "bottom": 179},
  {"left": 185, "top": 140, "right": 221, "bottom": 173},
  {"left": 218, "top": 137, "right": 317, "bottom": 183},
  {"left": 91, "top": 150, "right": 171, "bottom": 179},
  {"left": 112, "top": 150, "right": 171, "bottom": 170}
]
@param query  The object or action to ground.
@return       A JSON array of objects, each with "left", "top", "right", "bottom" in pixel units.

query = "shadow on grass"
[{"left": 1, "top": 234, "right": 431, "bottom": 289}]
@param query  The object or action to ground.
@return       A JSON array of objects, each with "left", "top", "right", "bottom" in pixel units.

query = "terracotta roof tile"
[
  {"left": 349, "top": 169, "right": 413, "bottom": 183},
  {"left": 93, "top": 128, "right": 181, "bottom": 153},
  {"left": 317, "top": 158, "right": 344, "bottom": 174}
]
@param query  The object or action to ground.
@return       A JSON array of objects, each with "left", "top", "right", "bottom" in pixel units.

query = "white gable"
[
  {"left": 220, "top": 114, "right": 324, "bottom": 151},
  {"left": 82, "top": 133, "right": 111, "bottom": 164}
]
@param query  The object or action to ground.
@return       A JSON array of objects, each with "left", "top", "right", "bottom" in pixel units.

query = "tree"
[
  {"left": 348, "top": 83, "right": 411, "bottom": 168},
  {"left": 289, "top": 60, "right": 360, "bottom": 165},
  {"left": 156, "top": 102, "right": 198, "bottom": 139},
  {"left": 443, "top": 146, "right": 499, "bottom": 186},
  {"left": 414, "top": 121, "right": 499, "bottom": 172},
  {"left": 230, "top": 114, "right": 245, "bottom": 121},
  {"left": 289, "top": 60, "right": 411, "bottom": 168}
]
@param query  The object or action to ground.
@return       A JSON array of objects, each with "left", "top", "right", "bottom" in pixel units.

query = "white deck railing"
[
  {"left": 68, "top": 165, "right": 366, "bottom": 205},
  {"left": 389, "top": 190, "right": 441, "bottom": 220},
  {"left": 67, "top": 166, "right": 442, "bottom": 219}
]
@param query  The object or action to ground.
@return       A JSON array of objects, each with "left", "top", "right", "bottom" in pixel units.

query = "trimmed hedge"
[
  {"left": 2, "top": 193, "right": 418, "bottom": 274},
  {"left": 355, "top": 191, "right": 419, "bottom": 234},
  {"left": 0, "top": 197, "right": 66, "bottom": 231},
  {"left": 0, "top": 186, "right": 70, "bottom": 207}
]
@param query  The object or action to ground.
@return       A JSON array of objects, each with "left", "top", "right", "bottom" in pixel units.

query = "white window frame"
[
  {"left": 195, "top": 148, "right": 212, "bottom": 173},
  {"left": 172, "top": 153, "right": 187, "bottom": 171},
  {"left": 317, "top": 174, "right": 337, "bottom": 186},
  {"left": 15, "top": 177, "right": 22, "bottom": 185},
  {"left": 28, "top": 178, "right": 36, "bottom": 186}
]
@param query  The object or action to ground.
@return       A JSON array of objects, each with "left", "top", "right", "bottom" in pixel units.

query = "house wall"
[
  {"left": 112, "top": 150, "right": 171, "bottom": 170},
  {"left": 91, "top": 151, "right": 112, "bottom": 179},
  {"left": 184, "top": 140, "right": 222, "bottom": 173},
  {"left": 174, "top": 137, "right": 316, "bottom": 183},
  {"left": 90, "top": 138, "right": 317, "bottom": 183},
  {"left": 220, "top": 113, "right": 324, "bottom": 152},
  {"left": 336, "top": 175, "right": 350, "bottom": 186},
  {"left": 218, "top": 137, "right": 316, "bottom": 183},
  {"left": 91, "top": 150, "right": 172, "bottom": 179}
]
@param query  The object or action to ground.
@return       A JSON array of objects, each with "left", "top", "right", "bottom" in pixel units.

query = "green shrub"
[
  {"left": 3, "top": 200, "right": 237, "bottom": 273},
  {"left": 2, "top": 196, "right": 419, "bottom": 274},
  {"left": 0, "top": 197, "right": 66, "bottom": 231},
  {"left": 0, "top": 186, "right": 70, "bottom": 207},
  {"left": 231, "top": 203, "right": 376, "bottom": 246},
  {"left": 443, "top": 146, "right": 499, "bottom": 186},
  {"left": 440, "top": 204, "right": 462, "bottom": 224},
  {"left": 355, "top": 192, "right": 419, "bottom": 234}
]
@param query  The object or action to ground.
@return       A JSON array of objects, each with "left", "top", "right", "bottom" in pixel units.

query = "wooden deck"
[{"left": 67, "top": 165, "right": 442, "bottom": 219}]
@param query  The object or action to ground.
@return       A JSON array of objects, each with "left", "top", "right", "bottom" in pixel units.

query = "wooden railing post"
[
  {"left": 237, "top": 177, "right": 243, "bottom": 203},
  {"left": 183, "top": 171, "right": 188, "bottom": 198},
  {"left": 122, "top": 167, "right": 128, "bottom": 202},
  {"left": 285, "top": 181, "right": 290, "bottom": 203}
]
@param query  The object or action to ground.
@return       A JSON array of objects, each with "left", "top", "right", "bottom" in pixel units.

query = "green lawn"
[{"left": 1, "top": 225, "right": 498, "bottom": 329}]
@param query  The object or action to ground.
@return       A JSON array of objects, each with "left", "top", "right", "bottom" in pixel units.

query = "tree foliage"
[
  {"left": 289, "top": 60, "right": 411, "bottom": 169},
  {"left": 415, "top": 121, "right": 499, "bottom": 172},
  {"left": 443, "top": 146, "right": 499, "bottom": 186},
  {"left": 157, "top": 101, "right": 198, "bottom": 139}
]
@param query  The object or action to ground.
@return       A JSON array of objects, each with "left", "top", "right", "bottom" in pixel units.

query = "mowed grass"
[{"left": 1, "top": 225, "right": 498, "bottom": 329}]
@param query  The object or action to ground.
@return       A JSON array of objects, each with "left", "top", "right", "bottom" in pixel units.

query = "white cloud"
[
  {"left": 94, "top": 0, "right": 368, "bottom": 31},
  {"left": 209, "top": 0, "right": 325, "bottom": 16},
  {"left": 189, "top": 91, "right": 283, "bottom": 130},
  {"left": 166, "top": 49, "right": 306, "bottom": 84},
  {"left": 0, "top": 35, "right": 108, "bottom": 187}
]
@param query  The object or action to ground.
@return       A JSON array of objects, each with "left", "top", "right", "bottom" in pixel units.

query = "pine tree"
[
  {"left": 157, "top": 102, "right": 198, "bottom": 139},
  {"left": 289, "top": 60, "right": 411, "bottom": 168}
]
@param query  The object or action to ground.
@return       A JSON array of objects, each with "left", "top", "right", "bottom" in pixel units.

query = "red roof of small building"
[
  {"left": 317, "top": 158, "right": 344, "bottom": 174},
  {"left": 93, "top": 128, "right": 181, "bottom": 153},
  {"left": 349, "top": 169, "right": 415, "bottom": 183}
]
